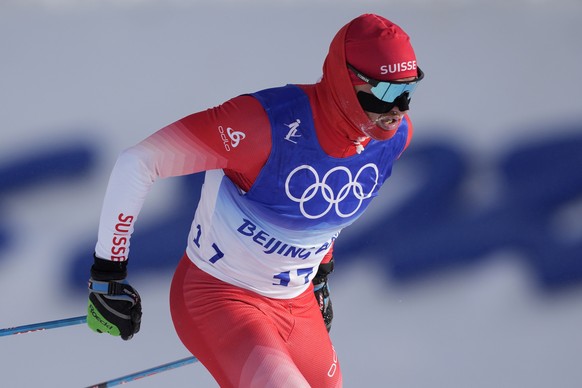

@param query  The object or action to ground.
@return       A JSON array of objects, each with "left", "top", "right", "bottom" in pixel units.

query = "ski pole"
[
  {"left": 0, "top": 315, "right": 87, "bottom": 336},
  {"left": 87, "top": 356, "right": 198, "bottom": 387}
]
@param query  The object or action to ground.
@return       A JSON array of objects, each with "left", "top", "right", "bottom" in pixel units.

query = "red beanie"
[{"left": 345, "top": 14, "right": 418, "bottom": 84}]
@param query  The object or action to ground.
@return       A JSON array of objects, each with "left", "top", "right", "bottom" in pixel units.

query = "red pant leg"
[{"left": 170, "top": 254, "right": 342, "bottom": 387}]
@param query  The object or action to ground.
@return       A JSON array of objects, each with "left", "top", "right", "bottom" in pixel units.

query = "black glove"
[
  {"left": 87, "top": 255, "right": 142, "bottom": 340},
  {"left": 313, "top": 258, "right": 334, "bottom": 332}
]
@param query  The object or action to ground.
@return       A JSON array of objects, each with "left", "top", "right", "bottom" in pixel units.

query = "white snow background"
[{"left": 1, "top": 1, "right": 582, "bottom": 387}]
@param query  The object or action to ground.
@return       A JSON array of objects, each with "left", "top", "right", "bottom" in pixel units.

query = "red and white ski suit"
[{"left": 95, "top": 19, "right": 413, "bottom": 387}]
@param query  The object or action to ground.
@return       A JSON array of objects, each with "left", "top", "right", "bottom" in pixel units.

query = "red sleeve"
[
  {"left": 95, "top": 95, "right": 271, "bottom": 261},
  {"left": 320, "top": 243, "right": 334, "bottom": 264},
  {"left": 147, "top": 95, "right": 270, "bottom": 186}
]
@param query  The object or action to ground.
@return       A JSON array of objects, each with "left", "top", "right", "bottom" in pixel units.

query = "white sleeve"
[
  {"left": 94, "top": 120, "right": 229, "bottom": 262},
  {"left": 93, "top": 95, "right": 267, "bottom": 262},
  {"left": 94, "top": 146, "right": 159, "bottom": 261}
]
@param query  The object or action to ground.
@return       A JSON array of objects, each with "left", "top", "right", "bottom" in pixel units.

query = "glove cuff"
[{"left": 91, "top": 254, "right": 127, "bottom": 281}]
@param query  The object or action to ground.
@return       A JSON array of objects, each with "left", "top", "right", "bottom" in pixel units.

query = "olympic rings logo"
[{"left": 285, "top": 163, "right": 379, "bottom": 219}]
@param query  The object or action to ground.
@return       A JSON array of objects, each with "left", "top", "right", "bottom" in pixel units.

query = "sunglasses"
[{"left": 347, "top": 63, "right": 424, "bottom": 104}]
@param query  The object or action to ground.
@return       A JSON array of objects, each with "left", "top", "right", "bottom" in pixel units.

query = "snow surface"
[{"left": 1, "top": 1, "right": 582, "bottom": 387}]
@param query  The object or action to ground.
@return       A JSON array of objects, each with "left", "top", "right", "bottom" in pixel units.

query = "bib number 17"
[
  {"left": 192, "top": 224, "right": 224, "bottom": 263},
  {"left": 273, "top": 267, "right": 314, "bottom": 287}
]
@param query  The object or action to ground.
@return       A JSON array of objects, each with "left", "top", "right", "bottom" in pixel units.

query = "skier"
[{"left": 86, "top": 13, "right": 423, "bottom": 387}]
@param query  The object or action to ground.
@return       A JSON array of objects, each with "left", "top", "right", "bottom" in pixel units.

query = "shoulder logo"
[
  {"left": 284, "top": 119, "right": 301, "bottom": 144},
  {"left": 218, "top": 125, "right": 246, "bottom": 151},
  {"left": 226, "top": 127, "right": 246, "bottom": 147}
]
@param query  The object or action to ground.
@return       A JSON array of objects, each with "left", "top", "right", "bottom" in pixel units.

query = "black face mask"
[{"left": 357, "top": 91, "right": 411, "bottom": 114}]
